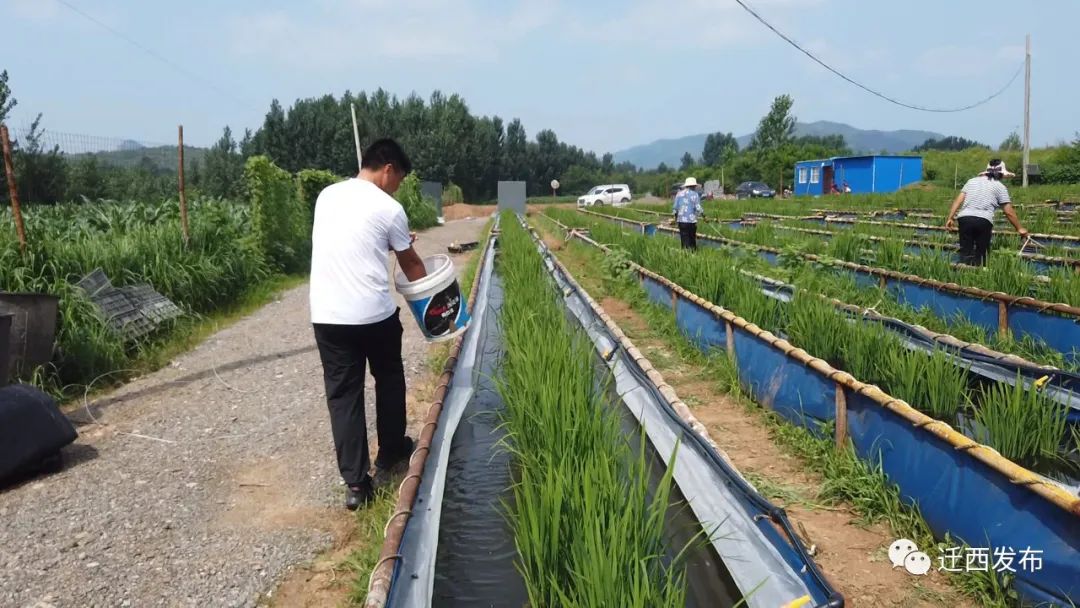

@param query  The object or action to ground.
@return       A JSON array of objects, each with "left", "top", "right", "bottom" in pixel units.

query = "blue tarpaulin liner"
[
  {"left": 640, "top": 221, "right": 1080, "bottom": 364},
  {"left": 750, "top": 274, "right": 1080, "bottom": 424},
  {"left": 634, "top": 265, "right": 1080, "bottom": 607}
]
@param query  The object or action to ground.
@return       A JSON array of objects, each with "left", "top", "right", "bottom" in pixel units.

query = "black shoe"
[
  {"left": 345, "top": 475, "right": 375, "bottom": 511},
  {"left": 374, "top": 436, "right": 414, "bottom": 472}
]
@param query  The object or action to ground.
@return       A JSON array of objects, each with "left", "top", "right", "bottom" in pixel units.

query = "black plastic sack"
[{"left": 0, "top": 384, "right": 77, "bottom": 485}]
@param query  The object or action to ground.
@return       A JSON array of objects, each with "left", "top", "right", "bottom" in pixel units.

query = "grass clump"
[{"left": 973, "top": 375, "right": 1069, "bottom": 466}]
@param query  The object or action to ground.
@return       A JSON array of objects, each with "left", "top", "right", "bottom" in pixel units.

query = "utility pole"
[
  {"left": 351, "top": 104, "right": 363, "bottom": 173},
  {"left": 1022, "top": 34, "right": 1031, "bottom": 188}
]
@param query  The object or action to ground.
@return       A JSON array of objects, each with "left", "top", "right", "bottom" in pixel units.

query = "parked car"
[
  {"left": 734, "top": 181, "right": 776, "bottom": 199},
  {"left": 578, "top": 184, "right": 632, "bottom": 207}
]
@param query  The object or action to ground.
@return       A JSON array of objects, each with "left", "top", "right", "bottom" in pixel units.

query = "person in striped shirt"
[{"left": 943, "top": 159, "right": 1029, "bottom": 266}]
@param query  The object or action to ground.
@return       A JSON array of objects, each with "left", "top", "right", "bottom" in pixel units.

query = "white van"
[{"left": 577, "top": 184, "right": 632, "bottom": 207}]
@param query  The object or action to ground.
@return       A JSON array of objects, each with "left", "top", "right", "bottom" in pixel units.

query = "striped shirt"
[{"left": 957, "top": 176, "right": 1011, "bottom": 223}]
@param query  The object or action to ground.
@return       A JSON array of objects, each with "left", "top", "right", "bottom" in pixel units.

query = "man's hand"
[
  {"left": 395, "top": 246, "right": 427, "bottom": 282},
  {"left": 944, "top": 218, "right": 955, "bottom": 230},
  {"left": 410, "top": 232, "right": 418, "bottom": 244},
  {"left": 1018, "top": 227, "right": 1030, "bottom": 238}
]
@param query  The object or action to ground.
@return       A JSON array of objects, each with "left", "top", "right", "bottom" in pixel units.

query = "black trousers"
[
  {"left": 957, "top": 216, "right": 993, "bottom": 266},
  {"left": 313, "top": 309, "right": 407, "bottom": 486},
  {"left": 678, "top": 222, "right": 698, "bottom": 250}
]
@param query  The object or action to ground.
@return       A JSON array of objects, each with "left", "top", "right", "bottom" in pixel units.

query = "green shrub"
[
  {"left": 443, "top": 182, "right": 464, "bottom": 204},
  {"left": 245, "top": 155, "right": 311, "bottom": 273},
  {"left": 0, "top": 198, "right": 270, "bottom": 397},
  {"left": 394, "top": 172, "right": 439, "bottom": 230},
  {"left": 297, "top": 169, "right": 342, "bottom": 215}
]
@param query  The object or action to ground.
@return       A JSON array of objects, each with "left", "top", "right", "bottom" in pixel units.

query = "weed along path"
[
  {"left": 534, "top": 219, "right": 973, "bottom": 607},
  {"left": 0, "top": 218, "right": 487, "bottom": 608}
]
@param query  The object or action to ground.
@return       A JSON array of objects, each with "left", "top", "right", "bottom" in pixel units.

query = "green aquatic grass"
[
  {"left": 826, "top": 231, "right": 868, "bottom": 263},
  {"left": 703, "top": 214, "right": 1080, "bottom": 304},
  {"left": 497, "top": 214, "right": 694, "bottom": 608},
  {"left": 555, "top": 208, "right": 1075, "bottom": 465},
  {"left": 973, "top": 375, "right": 1069, "bottom": 466},
  {"left": 884, "top": 348, "right": 971, "bottom": 422}
]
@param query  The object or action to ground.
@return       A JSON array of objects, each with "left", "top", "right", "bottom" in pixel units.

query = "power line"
[
  {"left": 51, "top": 0, "right": 259, "bottom": 112},
  {"left": 730, "top": 0, "right": 1023, "bottom": 113}
]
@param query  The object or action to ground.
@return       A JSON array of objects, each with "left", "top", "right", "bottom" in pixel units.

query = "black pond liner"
[
  {"left": 600, "top": 363, "right": 745, "bottom": 608},
  {"left": 430, "top": 268, "right": 743, "bottom": 607},
  {"left": 431, "top": 271, "right": 527, "bottom": 606}
]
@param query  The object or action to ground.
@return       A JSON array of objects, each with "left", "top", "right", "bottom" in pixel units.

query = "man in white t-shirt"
[{"left": 309, "top": 138, "right": 427, "bottom": 510}]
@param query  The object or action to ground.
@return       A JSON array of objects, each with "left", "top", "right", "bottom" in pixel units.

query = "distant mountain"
[{"left": 612, "top": 121, "right": 946, "bottom": 170}]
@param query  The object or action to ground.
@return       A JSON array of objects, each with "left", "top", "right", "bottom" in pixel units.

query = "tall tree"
[
  {"left": 602, "top": 152, "right": 614, "bottom": 173},
  {"left": 680, "top": 152, "right": 695, "bottom": 171},
  {"left": 0, "top": 70, "right": 16, "bottom": 124},
  {"left": 702, "top": 132, "right": 739, "bottom": 166},
  {"left": 13, "top": 114, "right": 68, "bottom": 203},
  {"left": 750, "top": 94, "right": 797, "bottom": 152},
  {"left": 796, "top": 134, "right": 849, "bottom": 154},
  {"left": 250, "top": 99, "right": 289, "bottom": 167},
  {"left": 202, "top": 126, "right": 244, "bottom": 199},
  {"left": 913, "top": 136, "right": 988, "bottom": 152},
  {"left": 503, "top": 119, "right": 528, "bottom": 180},
  {"left": 999, "top": 131, "right": 1022, "bottom": 151}
]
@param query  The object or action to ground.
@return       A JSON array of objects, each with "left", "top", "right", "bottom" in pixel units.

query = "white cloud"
[
  {"left": 231, "top": 0, "right": 558, "bottom": 67},
  {"left": 568, "top": 0, "right": 825, "bottom": 50}
]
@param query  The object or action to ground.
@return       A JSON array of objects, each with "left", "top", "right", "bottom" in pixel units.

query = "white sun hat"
[
  {"left": 982, "top": 159, "right": 1016, "bottom": 177},
  {"left": 683, "top": 177, "right": 699, "bottom": 188}
]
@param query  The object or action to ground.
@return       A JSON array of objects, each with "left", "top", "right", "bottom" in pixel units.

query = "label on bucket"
[{"left": 405, "top": 279, "right": 470, "bottom": 341}]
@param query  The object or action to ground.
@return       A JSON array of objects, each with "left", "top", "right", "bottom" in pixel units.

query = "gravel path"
[{"left": 0, "top": 218, "right": 487, "bottom": 608}]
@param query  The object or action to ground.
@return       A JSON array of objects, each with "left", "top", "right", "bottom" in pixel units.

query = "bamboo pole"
[
  {"left": 834, "top": 387, "right": 848, "bottom": 450},
  {"left": 0, "top": 124, "right": 27, "bottom": 254},
  {"left": 178, "top": 125, "right": 189, "bottom": 245}
]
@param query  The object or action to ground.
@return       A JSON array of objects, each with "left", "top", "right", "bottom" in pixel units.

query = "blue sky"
[{"left": 2, "top": 0, "right": 1077, "bottom": 154}]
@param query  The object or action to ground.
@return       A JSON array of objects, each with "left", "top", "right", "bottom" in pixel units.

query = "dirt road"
[{"left": 0, "top": 218, "right": 487, "bottom": 608}]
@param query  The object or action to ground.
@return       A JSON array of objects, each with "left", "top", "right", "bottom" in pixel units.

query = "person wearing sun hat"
[
  {"left": 672, "top": 176, "right": 705, "bottom": 250},
  {"left": 944, "top": 159, "right": 1029, "bottom": 266}
]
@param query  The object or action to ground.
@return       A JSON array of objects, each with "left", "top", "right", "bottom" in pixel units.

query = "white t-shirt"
[{"left": 309, "top": 178, "right": 413, "bottom": 325}]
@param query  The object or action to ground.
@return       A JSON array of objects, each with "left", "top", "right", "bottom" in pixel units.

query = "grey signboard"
[
  {"left": 420, "top": 181, "right": 443, "bottom": 218},
  {"left": 497, "top": 181, "right": 527, "bottom": 214}
]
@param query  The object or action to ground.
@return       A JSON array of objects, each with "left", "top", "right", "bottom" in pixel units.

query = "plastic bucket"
[{"left": 395, "top": 254, "right": 471, "bottom": 343}]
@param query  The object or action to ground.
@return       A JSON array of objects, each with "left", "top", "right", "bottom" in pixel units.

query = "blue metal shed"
[{"left": 794, "top": 155, "right": 922, "bottom": 196}]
